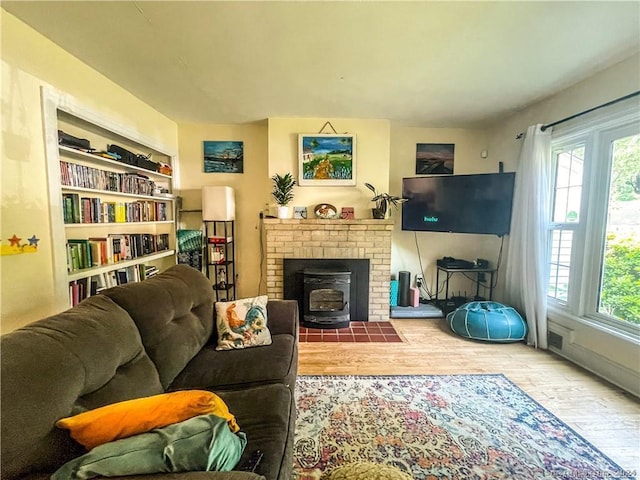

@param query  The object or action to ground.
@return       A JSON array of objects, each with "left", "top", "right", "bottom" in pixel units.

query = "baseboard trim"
[{"left": 549, "top": 342, "right": 640, "bottom": 398}]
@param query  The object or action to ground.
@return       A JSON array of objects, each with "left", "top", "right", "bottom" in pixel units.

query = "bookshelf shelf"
[
  {"left": 61, "top": 185, "right": 173, "bottom": 202},
  {"left": 42, "top": 86, "right": 178, "bottom": 308},
  {"left": 67, "top": 250, "right": 176, "bottom": 281},
  {"left": 213, "top": 283, "right": 235, "bottom": 292},
  {"left": 64, "top": 221, "right": 174, "bottom": 228},
  {"left": 59, "top": 145, "right": 172, "bottom": 180}
]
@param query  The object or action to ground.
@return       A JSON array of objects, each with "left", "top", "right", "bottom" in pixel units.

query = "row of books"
[
  {"left": 69, "top": 264, "right": 160, "bottom": 307},
  {"left": 60, "top": 161, "right": 157, "bottom": 196},
  {"left": 63, "top": 193, "right": 169, "bottom": 224},
  {"left": 67, "top": 233, "right": 170, "bottom": 272}
]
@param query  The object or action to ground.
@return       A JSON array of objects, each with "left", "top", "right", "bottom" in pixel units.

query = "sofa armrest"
[
  {"left": 23, "top": 472, "right": 265, "bottom": 480},
  {"left": 266, "top": 300, "right": 299, "bottom": 338}
]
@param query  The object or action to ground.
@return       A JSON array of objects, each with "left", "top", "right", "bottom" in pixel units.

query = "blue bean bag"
[{"left": 446, "top": 301, "right": 527, "bottom": 342}]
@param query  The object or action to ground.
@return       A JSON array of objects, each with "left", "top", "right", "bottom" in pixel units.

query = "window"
[
  {"left": 548, "top": 104, "right": 639, "bottom": 336},
  {"left": 548, "top": 145, "right": 583, "bottom": 302},
  {"left": 598, "top": 133, "right": 639, "bottom": 322}
]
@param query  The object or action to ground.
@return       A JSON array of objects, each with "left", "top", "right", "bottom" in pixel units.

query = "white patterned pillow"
[{"left": 215, "top": 295, "right": 272, "bottom": 350}]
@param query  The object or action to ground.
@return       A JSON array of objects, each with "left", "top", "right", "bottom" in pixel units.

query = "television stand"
[{"left": 435, "top": 265, "right": 496, "bottom": 313}]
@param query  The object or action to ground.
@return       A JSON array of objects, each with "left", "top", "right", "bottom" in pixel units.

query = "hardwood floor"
[{"left": 298, "top": 318, "right": 640, "bottom": 475}]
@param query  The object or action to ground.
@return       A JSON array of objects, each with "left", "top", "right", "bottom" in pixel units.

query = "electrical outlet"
[{"left": 416, "top": 274, "right": 423, "bottom": 288}]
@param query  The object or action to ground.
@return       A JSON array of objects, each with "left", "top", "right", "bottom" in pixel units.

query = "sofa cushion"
[
  {"left": 265, "top": 300, "right": 299, "bottom": 337},
  {"left": 102, "top": 264, "right": 216, "bottom": 388},
  {"left": 169, "top": 334, "right": 297, "bottom": 392},
  {"left": 215, "top": 296, "right": 272, "bottom": 350},
  {"left": 52, "top": 415, "right": 247, "bottom": 480},
  {"left": 56, "top": 390, "right": 240, "bottom": 450},
  {"left": 0, "top": 295, "right": 163, "bottom": 479},
  {"left": 217, "top": 384, "right": 295, "bottom": 480}
]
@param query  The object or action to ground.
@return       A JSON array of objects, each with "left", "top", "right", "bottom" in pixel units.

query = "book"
[
  {"left": 94, "top": 273, "right": 108, "bottom": 293},
  {"left": 62, "top": 194, "right": 75, "bottom": 223},
  {"left": 145, "top": 265, "right": 159, "bottom": 278},
  {"left": 67, "top": 239, "right": 92, "bottom": 270},
  {"left": 116, "top": 268, "right": 129, "bottom": 285},
  {"left": 68, "top": 277, "right": 90, "bottom": 306},
  {"left": 115, "top": 203, "right": 127, "bottom": 223},
  {"left": 88, "top": 240, "right": 102, "bottom": 266},
  {"left": 108, "top": 234, "right": 125, "bottom": 263},
  {"left": 207, "top": 235, "right": 232, "bottom": 244},
  {"left": 62, "top": 193, "right": 81, "bottom": 224}
]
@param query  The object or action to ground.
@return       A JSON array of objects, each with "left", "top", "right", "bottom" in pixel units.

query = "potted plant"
[
  {"left": 365, "top": 183, "right": 407, "bottom": 219},
  {"left": 272, "top": 173, "right": 296, "bottom": 219}
]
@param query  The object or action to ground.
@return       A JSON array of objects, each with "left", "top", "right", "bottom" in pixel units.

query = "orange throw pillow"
[{"left": 56, "top": 390, "right": 239, "bottom": 450}]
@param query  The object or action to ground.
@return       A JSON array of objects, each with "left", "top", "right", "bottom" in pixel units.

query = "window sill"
[{"left": 547, "top": 304, "right": 640, "bottom": 345}]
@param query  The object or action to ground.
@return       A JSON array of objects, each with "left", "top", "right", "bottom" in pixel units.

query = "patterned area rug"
[{"left": 293, "top": 375, "right": 632, "bottom": 480}]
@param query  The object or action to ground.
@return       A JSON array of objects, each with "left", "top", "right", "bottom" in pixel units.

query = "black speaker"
[{"left": 398, "top": 271, "right": 411, "bottom": 307}]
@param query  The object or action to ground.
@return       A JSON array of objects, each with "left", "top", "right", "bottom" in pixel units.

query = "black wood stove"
[{"left": 302, "top": 268, "right": 351, "bottom": 328}]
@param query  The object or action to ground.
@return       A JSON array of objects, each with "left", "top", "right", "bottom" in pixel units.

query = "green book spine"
[{"left": 71, "top": 193, "right": 81, "bottom": 223}]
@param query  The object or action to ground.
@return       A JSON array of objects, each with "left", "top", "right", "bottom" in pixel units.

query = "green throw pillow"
[{"left": 51, "top": 414, "right": 247, "bottom": 480}]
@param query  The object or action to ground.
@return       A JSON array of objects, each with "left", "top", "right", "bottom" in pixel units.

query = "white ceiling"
[{"left": 3, "top": 1, "right": 640, "bottom": 127}]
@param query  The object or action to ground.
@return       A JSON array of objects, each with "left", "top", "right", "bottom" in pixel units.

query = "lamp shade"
[{"left": 202, "top": 186, "right": 235, "bottom": 221}]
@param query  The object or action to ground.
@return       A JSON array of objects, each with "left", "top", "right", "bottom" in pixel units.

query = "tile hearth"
[{"left": 299, "top": 321, "right": 403, "bottom": 343}]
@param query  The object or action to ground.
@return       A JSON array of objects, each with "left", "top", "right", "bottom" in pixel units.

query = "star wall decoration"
[
  {"left": 1, "top": 233, "right": 41, "bottom": 255},
  {"left": 9, "top": 234, "right": 21, "bottom": 247}
]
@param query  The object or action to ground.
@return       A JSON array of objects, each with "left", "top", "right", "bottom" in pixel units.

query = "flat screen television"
[{"left": 401, "top": 172, "right": 516, "bottom": 236}]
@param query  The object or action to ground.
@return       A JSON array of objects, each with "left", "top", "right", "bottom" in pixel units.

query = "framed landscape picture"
[
  {"left": 298, "top": 134, "right": 356, "bottom": 186},
  {"left": 203, "top": 141, "right": 244, "bottom": 173},
  {"left": 416, "top": 143, "right": 454, "bottom": 175}
]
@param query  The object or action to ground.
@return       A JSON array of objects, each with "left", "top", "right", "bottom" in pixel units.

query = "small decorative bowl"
[{"left": 314, "top": 203, "right": 338, "bottom": 219}]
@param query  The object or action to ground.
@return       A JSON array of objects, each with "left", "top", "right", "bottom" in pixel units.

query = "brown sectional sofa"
[{"left": 1, "top": 264, "right": 299, "bottom": 480}]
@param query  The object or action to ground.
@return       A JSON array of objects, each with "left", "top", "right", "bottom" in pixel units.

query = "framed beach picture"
[
  {"left": 203, "top": 141, "right": 244, "bottom": 173},
  {"left": 298, "top": 134, "right": 356, "bottom": 186},
  {"left": 416, "top": 143, "right": 454, "bottom": 175}
]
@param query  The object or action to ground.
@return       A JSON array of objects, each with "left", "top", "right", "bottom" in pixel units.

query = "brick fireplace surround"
[{"left": 263, "top": 218, "right": 394, "bottom": 322}]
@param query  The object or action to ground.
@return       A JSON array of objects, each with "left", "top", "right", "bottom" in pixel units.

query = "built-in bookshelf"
[
  {"left": 41, "top": 86, "right": 177, "bottom": 309},
  {"left": 69, "top": 264, "right": 160, "bottom": 307}
]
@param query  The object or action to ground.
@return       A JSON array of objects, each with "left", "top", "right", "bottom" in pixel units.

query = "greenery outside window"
[{"left": 549, "top": 103, "right": 639, "bottom": 337}]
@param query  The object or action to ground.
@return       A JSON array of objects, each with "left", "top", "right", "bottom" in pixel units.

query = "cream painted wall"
[
  {"left": 486, "top": 53, "right": 640, "bottom": 172},
  {"left": 176, "top": 122, "right": 269, "bottom": 298},
  {"left": 267, "top": 118, "right": 391, "bottom": 218},
  {"left": 175, "top": 117, "right": 390, "bottom": 298},
  {"left": 389, "top": 127, "right": 512, "bottom": 301},
  {"left": 1, "top": 12, "right": 178, "bottom": 333},
  {"left": 486, "top": 53, "right": 640, "bottom": 395}
]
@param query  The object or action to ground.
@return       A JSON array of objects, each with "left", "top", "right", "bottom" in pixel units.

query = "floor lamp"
[
  {"left": 201, "top": 186, "right": 235, "bottom": 295},
  {"left": 202, "top": 186, "right": 235, "bottom": 222}
]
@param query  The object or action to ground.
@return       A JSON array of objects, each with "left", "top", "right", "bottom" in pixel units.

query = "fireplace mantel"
[
  {"left": 263, "top": 218, "right": 394, "bottom": 321},
  {"left": 263, "top": 218, "right": 394, "bottom": 226}
]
